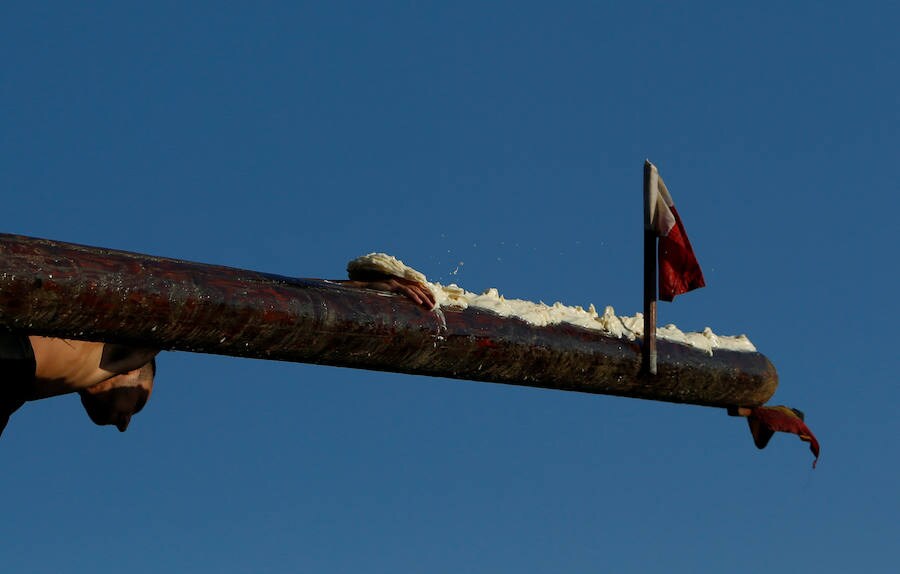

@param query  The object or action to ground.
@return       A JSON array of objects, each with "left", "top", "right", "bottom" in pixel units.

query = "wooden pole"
[
  {"left": 0, "top": 233, "right": 777, "bottom": 408},
  {"left": 642, "top": 159, "right": 658, "bottom": 376}
]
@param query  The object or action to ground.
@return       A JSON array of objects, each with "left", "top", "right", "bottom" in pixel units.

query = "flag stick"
[{"left": 642, "top": 160, "right": 658, "bottom": 376}]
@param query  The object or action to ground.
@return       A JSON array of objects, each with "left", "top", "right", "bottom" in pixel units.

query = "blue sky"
[{"left": 2, "top": 2, "right": 896, "bottom": 572}]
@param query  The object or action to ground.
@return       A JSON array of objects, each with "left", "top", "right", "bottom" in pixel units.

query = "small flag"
[
  {"left": 747, "top": 406, "right": 820, "bottom": 468},
  {"left": 646, "top": 162, "right": 706, "bottom": 301}
]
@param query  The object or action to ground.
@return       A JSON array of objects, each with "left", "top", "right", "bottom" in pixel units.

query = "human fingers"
[
  {"left": 397, "top": 283, "right": 425, "bottom": 307},
  {"left": 415, "top": 284, "right": 436, "bottom": 309}
]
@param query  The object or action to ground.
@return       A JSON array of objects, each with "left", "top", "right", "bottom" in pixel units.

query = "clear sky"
[{"left": 2, "top": 2, "right": 896, "bottom": 573}]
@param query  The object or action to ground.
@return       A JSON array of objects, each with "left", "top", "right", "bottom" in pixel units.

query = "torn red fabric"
[
  {"left": 647, "top": 163, "right": 706, "bottom": 301},
  {"left": 748, "top": 406, "right": 820, "bottom": 468}
]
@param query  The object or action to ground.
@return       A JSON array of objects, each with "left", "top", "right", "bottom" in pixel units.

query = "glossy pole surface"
[{"left": 0, "top": 234, "right": 777, "bottom": 407}]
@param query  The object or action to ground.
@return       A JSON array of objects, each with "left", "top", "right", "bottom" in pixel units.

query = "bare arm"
[{"left": 28, "top": 337, "right": 158, "bottom": 399}]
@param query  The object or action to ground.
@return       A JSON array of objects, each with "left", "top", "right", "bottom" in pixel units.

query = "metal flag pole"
[{"left": 642, "top": 159, "right": 658, "bottom": 376}]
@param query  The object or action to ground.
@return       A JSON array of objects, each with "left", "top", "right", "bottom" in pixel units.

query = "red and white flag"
[{"left": 647, "top": 162, "right": 706, "bottom": 301}]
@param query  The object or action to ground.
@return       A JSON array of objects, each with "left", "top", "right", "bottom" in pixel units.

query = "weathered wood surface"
[{"left": 0, "top": 234, "right": 777, "bottom": 407}]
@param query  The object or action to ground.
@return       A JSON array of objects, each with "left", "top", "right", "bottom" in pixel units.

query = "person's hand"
[
  {"left": 79, "top": 360, "right": 155, "bottom": 432},
  {"left": 340, "top": 277, "right": 436, "bottom": 310},
  {"left": 371, "top": 277, "right": 436, "bottom": 310}
]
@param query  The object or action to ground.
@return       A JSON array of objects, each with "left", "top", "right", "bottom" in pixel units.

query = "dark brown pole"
[
  {"left": 0, "top": 233, "right": 777, "bottom": 408},
  {"left": 643, "top": 159, "right": 658, "bottom": 376}
]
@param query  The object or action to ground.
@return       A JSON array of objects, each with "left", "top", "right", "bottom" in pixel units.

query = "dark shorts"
[{"left": 0, "top": 330, "right": 35, "bottom": 406}]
